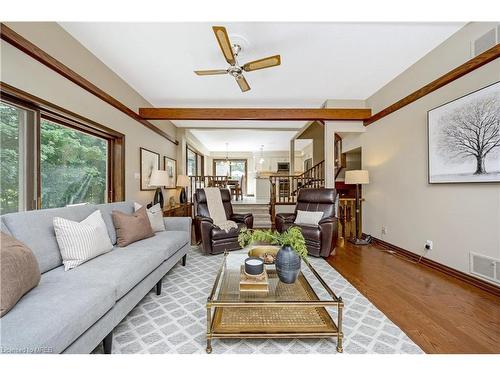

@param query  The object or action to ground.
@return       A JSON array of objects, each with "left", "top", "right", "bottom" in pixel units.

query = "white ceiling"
[
  {"left": 60, "top": 22, "right": 464, "bottom": 152},
  {"left": 189, "top": 130, "right": 311, "bottom": 152},
  {"left": 60, "top": 22, "right": 464, "bottom": 110},
  {"left": 174, "top": 120, "right": 304, "bottom": 130}
]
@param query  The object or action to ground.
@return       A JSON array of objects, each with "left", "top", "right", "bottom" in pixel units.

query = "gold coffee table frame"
[{"left": 206, "top": 252, "right": 344, "bottom": 353}]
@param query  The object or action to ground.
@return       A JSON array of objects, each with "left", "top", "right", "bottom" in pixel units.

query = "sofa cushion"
[
  {"left": 0, "top": 270, "right": 115, "bottom": 354},
  {"left": 0, "top": 205, "right": 97, "bottom": 273},
  {"left": 42, "top": 230, "right": 189, "bottom": 301},
  {"left": 95, "top": 202, "right": 134, "bottom": 245},
  {"left": 0, "top": 232, "right": 41, "bottom": 317}
]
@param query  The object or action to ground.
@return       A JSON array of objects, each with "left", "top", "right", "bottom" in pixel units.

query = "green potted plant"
[{"left": 239, "top": 227, "right": 307, "bottom": 283}]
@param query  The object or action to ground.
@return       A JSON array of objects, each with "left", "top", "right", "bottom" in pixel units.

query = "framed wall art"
[
  {"left": 140, "top": 147, "right": 160, "bottom": 190},
  {"left": 428, "top": 81, "right": 500, "bottom": 183},
  {"left": 163, "top": 156, "right": 177, "bottom": 189}
]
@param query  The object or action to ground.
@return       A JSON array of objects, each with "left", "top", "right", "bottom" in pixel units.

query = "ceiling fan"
[{"left": 194, "top": 26, "right": 281, "bottom": 92}]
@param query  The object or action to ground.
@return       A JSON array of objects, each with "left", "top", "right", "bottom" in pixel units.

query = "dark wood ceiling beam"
[
  {"left": 138, "top": 107, "right": 372, "bottom": 121},
  {"left": 364, "top": 44, "right": 500, "bottom": 126},
  {"left": 0, "top": 23, "right": 178, "bottom": 145}
]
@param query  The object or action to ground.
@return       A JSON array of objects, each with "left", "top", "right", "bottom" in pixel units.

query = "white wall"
[
  {"left": 361, "top": 22, "right": 500, "bottom": 277},
  {"left": 1, "top": 22, "right": 179, "bottom": 205}
]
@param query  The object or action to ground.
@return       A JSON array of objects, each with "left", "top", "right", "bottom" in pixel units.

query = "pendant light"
[{"left": 259, "top": 145, "right": 265, "bottom": 165}]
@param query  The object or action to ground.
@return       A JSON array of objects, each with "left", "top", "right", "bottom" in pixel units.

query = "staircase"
[{"left": 233, "top": 203, "right": 272, "bottom": 229}]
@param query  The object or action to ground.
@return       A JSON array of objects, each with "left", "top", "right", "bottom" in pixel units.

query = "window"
[
  {"left": 186, "top": 146, "right": 204, "bottom": 176},
  {"left": 0, "top": 85, "right": 125, "bottom": 213},
  {"left": 40, "top": 119, "right": 108, "bottom": 208},
  {"left": 0, "top": 102, "right": 28, "bottom": 214},
  {"left": 213, "top": 159, "right": 247, "bottom": 180},
  {"left": 187, "top": 148, "right": 196, "bottom": 176}
]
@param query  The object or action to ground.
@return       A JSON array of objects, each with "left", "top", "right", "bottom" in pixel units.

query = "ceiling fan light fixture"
[{"left": 194, "top": 26, "right": 281, "bottom": 93}]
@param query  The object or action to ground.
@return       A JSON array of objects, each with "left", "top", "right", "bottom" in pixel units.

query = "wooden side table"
[{"left": 162, "top": 203, "right": 192, "bottom": 218}]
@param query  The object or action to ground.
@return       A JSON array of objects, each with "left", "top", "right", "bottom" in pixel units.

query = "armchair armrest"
[
  {"left": 230, "top": 213, "right": 251, "bottom": 223},
  {"left": 276, "top": 213, "right": 296, "bottom": 223},
  {"left": 230, "top": 213, "right": 254, "bottom": 229},
  {"left": 195, "top": 215, "right": 213, "bottom": 224},
  {"left": 318, "top": 217, "right": 335, "bottom": 225},
  {"left": 275, "top": 213, "right": 296, "bottom": 233}
]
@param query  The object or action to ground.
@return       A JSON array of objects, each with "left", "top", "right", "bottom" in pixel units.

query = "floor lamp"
[{"left": 345, "top": 170, "right": 370, "bottom": 245}]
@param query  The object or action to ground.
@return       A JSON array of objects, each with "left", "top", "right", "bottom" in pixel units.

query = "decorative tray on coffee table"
[{"left": 247, "top": 245, "right": 280, "bottom": 265}]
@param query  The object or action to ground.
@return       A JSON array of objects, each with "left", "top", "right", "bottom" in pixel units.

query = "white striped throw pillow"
[{"left": 53, "top": 210, "right": 113, "bottom": 271}]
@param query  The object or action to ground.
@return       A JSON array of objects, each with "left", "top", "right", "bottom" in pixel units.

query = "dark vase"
[{"left": 275, "top": 245, "right": 301, "bottom": 284}]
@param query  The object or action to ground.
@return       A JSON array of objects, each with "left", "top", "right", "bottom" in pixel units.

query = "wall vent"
[
  {"left": 469, "top": 252, "right": 500, "bottom": 285},
  {"left": 472, "top": 28, "right": 498, "bottom": 57}
]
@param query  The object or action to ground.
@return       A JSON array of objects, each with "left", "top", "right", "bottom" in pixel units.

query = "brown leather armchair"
[
  {"left": 275, "top": 188, "right": 338, "bottom": 258},
  {"left": 194, "top": 188, "right": 254, "bottom": 255}
]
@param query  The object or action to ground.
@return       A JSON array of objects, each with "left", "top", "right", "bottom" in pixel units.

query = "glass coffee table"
[{"left": 206, "top": 252, "right": 344, "bottom": 353}]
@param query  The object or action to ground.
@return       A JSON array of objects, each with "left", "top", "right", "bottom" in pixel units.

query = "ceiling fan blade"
[
  {"left": 235, "top": 75, "right": 251, "bottom": 92},
  {"left": 212, "top": 26, "right": 236, "bottom": 66},
  {"left": 242, "top": 55, "right": 281, "bottom": 72},
  {"left": 194, "top": 69, "right": 228, "bottom": 76}
]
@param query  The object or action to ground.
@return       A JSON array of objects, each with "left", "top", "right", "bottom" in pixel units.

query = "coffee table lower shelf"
[{"left": 206, "top": 305, "right": 342, "bottom": 353}]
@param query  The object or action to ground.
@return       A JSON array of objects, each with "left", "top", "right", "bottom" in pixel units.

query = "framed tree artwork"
[
  {"left": 163, "top": 156, "right": 177, "bottom": 189},
  {"left": 428, "top": 81, "right": 500, "bottom": 183},
  {"left": 140, "top": 147, "right": 160, "bottom": 190}
]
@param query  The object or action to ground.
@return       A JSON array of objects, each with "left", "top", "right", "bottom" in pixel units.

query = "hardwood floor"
[{"left": 326, "top": 242, "right": 500, "bottom": 354}]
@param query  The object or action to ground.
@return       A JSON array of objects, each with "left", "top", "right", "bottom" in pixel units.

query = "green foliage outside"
[
  {"left": 0, "top": 102, "right": 108, "bottom": 214},
  {"left": 0, "top": 104, "right": 20, "bottom": 214},
  {"left": 40, "top": 120, "right": 107, "bottom": 209},
  {"left": 238, "top": 226, "right": 308, "bottom": 259}
]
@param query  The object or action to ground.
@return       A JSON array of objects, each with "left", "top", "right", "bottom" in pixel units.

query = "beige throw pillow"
[
  {"left": 0, "top": 232, "right": 41, "bottom": 317},
  {"left": 134, "top": 202, "right": 165, "bottom": 232},
  {"left": 294, "top": 210, "right": 324, "bottom": 226},
  {"left": 112, "top": 206, "right": 154, "bottom": 247}
]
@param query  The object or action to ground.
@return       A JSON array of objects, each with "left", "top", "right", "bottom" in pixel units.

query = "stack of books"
[{"left": 239, "top": 265, "right": 269, "bottom": 293}]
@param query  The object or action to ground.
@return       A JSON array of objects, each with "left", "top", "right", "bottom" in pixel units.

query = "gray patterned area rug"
[{"left": 97, "top": 246, "right": 423, "bottom": 354}]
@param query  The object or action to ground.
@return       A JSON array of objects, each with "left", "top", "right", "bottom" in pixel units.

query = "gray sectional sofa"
[{"left": 0, "top": 201, "right": 191, "bottom": 354}]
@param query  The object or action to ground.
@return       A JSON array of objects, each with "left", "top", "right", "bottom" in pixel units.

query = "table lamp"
[
  {"left": 177, "top": 175, "right": 190, "bottom": 204},
  {"left": 345, "top": 170, "right": 370, "bottom": 245},
  {"left": 149, "top": 169, "right": 170, "bottom": 208}
]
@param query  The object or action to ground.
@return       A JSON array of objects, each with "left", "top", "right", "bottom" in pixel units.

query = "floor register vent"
[
  {"left": 472, "top": 26, "right": 499, "bottom": 57},
  {"left": 469, "top": 252, "right": 500, "bottom": 285}
]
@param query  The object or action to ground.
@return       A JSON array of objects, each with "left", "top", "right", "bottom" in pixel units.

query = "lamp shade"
[
  {"left": 149, "top": 170, "right": 170, "bottom": 187},
  {"left": 345, "top": 170, "right": 369, "bottom": 185},
  {"left": 176, "top": 175, "right": 190, "bottom": 187}
]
